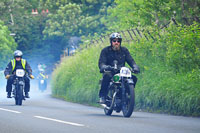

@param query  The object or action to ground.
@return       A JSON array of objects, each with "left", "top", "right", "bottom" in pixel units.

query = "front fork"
[
  {"left": 13, "top": 78, "right": 19, "bottom": 98},
  {"left": 121, "top": 77, "right": 126, "bottom": 104},
  {"left": 13, "top": 78, "right": 25, "bottom": 99},
  {"left": 121, "top": 78, "right": 134, "bottom": 104}
]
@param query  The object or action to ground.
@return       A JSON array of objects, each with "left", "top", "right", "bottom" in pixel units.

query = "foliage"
[
  {"left": 164, "top": 23, "right": 200, "bottom": 72},
  {"left": 39, "top": 0, "right": 113, "bottom": 15},
  {"left": 0, "top": 0, "right": 32, "bottom": 26},
  {"left": 0, "top": 0, "right": 56, "bottom": 67},
  {"left": 52, "top": 45, "right": 102, "bottom": 104},
  {"left": 0, "top": 20, "right": 17, "bottom": 69},
  {"left": 40, "top": 0, "right": 113, "bottom": 36},
  {"left": 44, "top": 3, "right": 85, "bottom": 38},
  {"left": 43, "top": 2, "right": 110, "bottom": 48},
  {"left": 104, "top": 0, "right": 200, "bottom": 30}
]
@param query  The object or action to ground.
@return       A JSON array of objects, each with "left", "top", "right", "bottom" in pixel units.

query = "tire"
[
  {"left": 122, "top": 84, "right": 135, "bottom": 117},
  {"left": 104, "top": 106, "right": 113, "bottom": 116},
  {"left": 104, "top": 89, "right": 114, "bottom": 116},
  {"left": 15, "top": 85, "right": 23, "bottom": 106},
  {"left": 39, "top": 80, "right": 47, "bottom": 92}
]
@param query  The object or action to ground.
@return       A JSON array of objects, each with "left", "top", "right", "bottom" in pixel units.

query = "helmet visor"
[{"left": 15, "top": 56, "right": 22, "bottom": 58}]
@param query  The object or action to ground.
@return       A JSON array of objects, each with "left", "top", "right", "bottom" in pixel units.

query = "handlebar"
[{"left": 100, "top": 65, "right": 139, "bottom": 74}]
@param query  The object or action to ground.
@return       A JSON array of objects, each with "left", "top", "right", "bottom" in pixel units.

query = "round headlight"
[{"left": 113, "top": 74, "right": 120, "bottom": 82}]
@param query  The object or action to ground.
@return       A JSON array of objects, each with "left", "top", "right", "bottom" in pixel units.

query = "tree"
[
  {"left": 0, "top": 20, "right": 17, "bottom": 69},
  {"left": 43, "top": 3, "right": 104, "bottom": 48},
  {"left": 104, "top": 0, "right": 200, "bottom": 30},
  {"left": 39, "top": 0, "right": 113, "bottom": 15}
]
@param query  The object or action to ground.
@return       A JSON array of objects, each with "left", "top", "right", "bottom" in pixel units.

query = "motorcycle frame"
[
  {"left": 106, "top": 76, "right": 134, "bottom": 111},
  {"left": 13, "top": 76, "right": 25, "bottom": 100}
]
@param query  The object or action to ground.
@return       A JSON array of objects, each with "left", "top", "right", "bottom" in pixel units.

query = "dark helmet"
[
  {"left": 110, "top": 32, "right": 122, "bottom": 44},
  {"left": 14, "top": 50, "right": 23, "bottom": 58}
]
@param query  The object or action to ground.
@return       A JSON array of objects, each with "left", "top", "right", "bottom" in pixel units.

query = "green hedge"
[
  {"left": 52, "top": 46, "right": 103, "bottom": 104},
  {"left": 51, "top": 24, "right": 200, "bottom": 116}
]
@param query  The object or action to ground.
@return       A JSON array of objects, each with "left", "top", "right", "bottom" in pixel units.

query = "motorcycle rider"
[
  {"left": 37, "top": 63, "right": 46, "bottom": 73},
  {"left": 98, "top": 32, "right": 140, "bottom": 103},
  {"left": 37, "top": 69, "right": 47, "bottom": 90},
  {"left": 4, "top": 50, "right": 34, "bottom": 98}
]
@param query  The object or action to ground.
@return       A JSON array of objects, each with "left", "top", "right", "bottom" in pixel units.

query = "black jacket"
[
  {"left": 98, "top": 46, "right": 139, "bottom": 72},
  {"left": 4, "top": 59, "right": 32, "bottom": 76}
]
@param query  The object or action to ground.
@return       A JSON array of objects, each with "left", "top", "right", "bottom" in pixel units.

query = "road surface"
[{"left": 0, "top": 84, "right": 199, "bottom": 133}]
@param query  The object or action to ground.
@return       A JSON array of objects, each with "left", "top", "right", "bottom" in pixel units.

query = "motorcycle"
[
  {"left": 100, "top": 60, "right": 136, "bottom": 117},
  {"left": 38, "top": 72, "right": 47, "bottom": 92},
  {"left": 12, "top": 69, "right": 26, "bottom": 105}
]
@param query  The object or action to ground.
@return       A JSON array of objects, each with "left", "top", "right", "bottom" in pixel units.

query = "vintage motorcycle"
[
  {"left": 12, "top": 69, "right": 26, "bottom": 105},
  {"left": 38, "top": 72, "right": 47, "bottom": 92},
  {"left": 100, "top": 60, "right": 136, "bottom": 117}
]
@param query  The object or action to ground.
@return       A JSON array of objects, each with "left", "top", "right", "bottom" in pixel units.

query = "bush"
[{"left": 52, "top": 45, "right": 103, "bottom": 104}]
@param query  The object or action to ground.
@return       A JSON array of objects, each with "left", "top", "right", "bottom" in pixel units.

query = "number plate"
[
  {"left": 120, "top": 67, "right": 131, "bottom": 77},
  {"left": 16, "top": 69, "right": 25, "bottom": 77}
]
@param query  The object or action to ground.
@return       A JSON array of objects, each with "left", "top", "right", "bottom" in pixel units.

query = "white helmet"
[
  {"left": 110, "top": 32, "right": 122, "bottom": 45},
  {"left": 14, "top": 50, "right": 23, "bottom": 57}
]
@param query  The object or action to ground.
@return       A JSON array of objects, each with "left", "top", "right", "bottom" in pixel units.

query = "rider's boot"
[
  {"left": 7, "top": 92, "right": 12, "bottom": 98},
  {"left": 99, "top": 96, "right": 106, "bottom": 104},
  {"left": 25, "top": 92, "right": 30, "bottom": 98}
]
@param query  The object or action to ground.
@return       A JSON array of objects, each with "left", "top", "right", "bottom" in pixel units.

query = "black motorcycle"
[
  {"left": 12, "top": 69, "right": 26, "bottom": 105},
  {"left": 100, "top": 61, "right": 136, "bottom": 117}
]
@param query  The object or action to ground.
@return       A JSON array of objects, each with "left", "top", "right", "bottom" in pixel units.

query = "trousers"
[{"left": 6, "top": 75, "right": 30, "bottom": 93}]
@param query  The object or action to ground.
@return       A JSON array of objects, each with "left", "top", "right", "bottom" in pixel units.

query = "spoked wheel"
[
  {"left": 122, "top": 84, "right": 135, "bottom": 117},
  {"left": 104, "top": 103, "right": 113, "bottom": 116},
  {"left": 104, "top": 90, "right": 114, "bottom": 116},
  {"left": 15, "top": 86, "right": 23, "bottom": 106}
]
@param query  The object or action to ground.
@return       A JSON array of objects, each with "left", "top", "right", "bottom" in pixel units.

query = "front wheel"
[
  {"left": 39, "top": 80, "right": 47, "bottom": 92},
  {"left": 104, "top": 89, "right": 114, "bottom": 116},
  {"left": 122, "top": 84, "right": 135, "bottom": 117},
  {"left": 104, "top": 107, "right": 113, "bottom": 116},
  {"left": 15, "top": 85, "right": 23, "bottom": 106}
]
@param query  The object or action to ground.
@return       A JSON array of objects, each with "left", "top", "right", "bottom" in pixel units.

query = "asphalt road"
[{"left": 0, "top": 84, "right": 200, "bottom": 133}]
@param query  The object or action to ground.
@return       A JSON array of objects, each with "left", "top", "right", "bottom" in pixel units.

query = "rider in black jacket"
[
  {"left": 4, "top": 50, "right": 34, "bottom": 98},
  {"left": 98, "top": 33, "right": 140, "bottom": 103}
]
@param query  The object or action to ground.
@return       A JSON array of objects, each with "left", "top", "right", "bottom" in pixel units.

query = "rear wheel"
[{"left": 122, "top": 84, "right": 135, "bottom": 117}]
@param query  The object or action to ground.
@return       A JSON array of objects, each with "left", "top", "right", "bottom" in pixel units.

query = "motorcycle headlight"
[{"left": 113, "top": 74, "right": 120, "bottom": 82}]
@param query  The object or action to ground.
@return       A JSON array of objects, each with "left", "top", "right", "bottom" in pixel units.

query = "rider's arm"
[
  {"left": 25, "top": 61, "right": 33, "bottom": 75},
  {"left": 4, "top": 62, "right": 12, "bottom": 76},
  {"left": 124, "top": 47, "right": 136, "bottom": 68},
  {"left": 124, "top": 47, "right": 140, "bottom": 73},
  {"left": 98, "top": 47, "right": 108, "bottom": 71}
]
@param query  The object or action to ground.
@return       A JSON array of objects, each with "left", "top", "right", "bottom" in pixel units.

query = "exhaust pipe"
[{"left": 101, "top": 92, "right": 117, "bottom": 110}]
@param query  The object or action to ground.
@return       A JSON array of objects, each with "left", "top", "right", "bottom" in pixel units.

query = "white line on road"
[
  {"left": 0, "top": 108, "right": 21, "bottom": 114},
  {"left": 34, "top": 116, "right": 85, "bottom": 127}
]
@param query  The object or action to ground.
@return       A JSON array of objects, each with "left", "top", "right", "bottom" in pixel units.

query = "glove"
[
  {"left": 29, "top": 75, "right": 34, "bottom": 79},
  {"left": 132, "top": 65, "right": 140, "bottom": 74},
  {"left": 100, "top": 65, "right": 112, "bottom": 73},
  {"left": 5, "top": 75, "right": 10, "bottom": 79},
  {"left": 102, "top": 65, "right": 112, "bottom": 72}
]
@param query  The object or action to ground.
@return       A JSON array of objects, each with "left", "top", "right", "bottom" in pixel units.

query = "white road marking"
[
  {"left": 0, "top": 108, "right": 21, "bottom": 114},
  {"left": 34, "top": 116, "right": 85, "bottom": 127}
]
